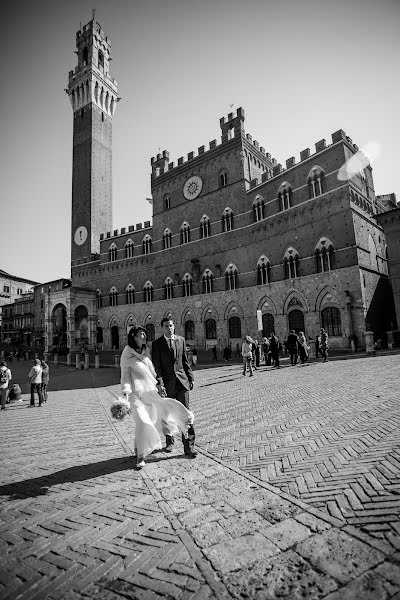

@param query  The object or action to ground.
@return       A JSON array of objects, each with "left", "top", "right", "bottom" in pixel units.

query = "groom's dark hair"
[{"left": 161, "top": 317, "right": 173, "bottom": 327}]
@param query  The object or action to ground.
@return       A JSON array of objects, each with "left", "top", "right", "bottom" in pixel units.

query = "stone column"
[
  {"left": 54, "top": 354, "right": 58, "bottom": 365},
  {"left": 84, "top": 353, "right": 90, "bottom": 369},
  {"left": 95, "top": 355, "right": 100, "bottom": 369},
  {"left": 308, "top": 339, "right": 316, "bottom": 360}
]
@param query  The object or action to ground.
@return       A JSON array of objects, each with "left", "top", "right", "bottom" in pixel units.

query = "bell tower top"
[{"left": 67, "top": 15, "right": 118, "bottom": 116}]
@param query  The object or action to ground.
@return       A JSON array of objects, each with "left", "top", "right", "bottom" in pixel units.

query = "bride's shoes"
[{"left": 136, "top": 459, "right": 145, "bottom": 469}]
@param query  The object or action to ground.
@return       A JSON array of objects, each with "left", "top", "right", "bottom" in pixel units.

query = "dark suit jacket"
[{"left": 151, "top": 335, "right": 194, "bottom": 394}]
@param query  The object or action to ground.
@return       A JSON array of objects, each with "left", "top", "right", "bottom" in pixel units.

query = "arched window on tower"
[
  {"left": 142, "top": 235, "right": 152, "bottom": 255},
  {"left": 283, "top": 247, "right": 300, "bottom": 279},
  {"left": 308, "top": 166, "right": 326, "bottom": 199},
  {"left": 98, "top": 49, "right": 104, "bottom": 70},
  {"left": 143, "top": 281, "right": 154, "bottom": 303},
  {"left": 109, "top": 286, "right": 118, "bottom": 307},
  {"left": 163, "top": 228, "right": 172, "bottom": 249},
  {"left": 125, "top": 284, "right": 135, "bottom": 304},
  {"left": 164, "top": 195, "right": 171, "bottom": 210},
  {"left": 219, "top": 171, "right": 228, "bottom": 187},
  {"left": 278, "top": 182, "right": 292, "bottom": 211},
  {"left": 257, "top": 256, "right": 271, "bottom": 285},
  {"left": 315, "top": 238, "right": 335, "bottom": 273},
  {"left": 253, "top": 195, "right": 265, "bottom": 222},
  {"left": 180, "top": 222, "right": 191, "bottom": 244},
  {"left": 109, "top": 244, "right": 117, "bottom": 262},
  {"left": 202, "top": 269, "right": 214, "bottom": 294},
  {"left": 125, "top": 240, "right": 134, "bottom": 258},
  {"left": 96, "top": 290, "right": 103, "bottom": 308},
  {"left": 82, "top": 46, "right": 88, "bottom": 66},
  {"left": 182, "top": 273, "right": 193, "bottom": 297},
  {"left": 225, "top": 264, "right": 238, "bottom": 291},
  {"left": 164, "top": 277, "right": 174, "bottom": 300},
  {"left": 221, "top": 208, "right": 234, "bottom": 232},
  {"left": 200, "top": 215, "right": 211, "bottom": 239}
]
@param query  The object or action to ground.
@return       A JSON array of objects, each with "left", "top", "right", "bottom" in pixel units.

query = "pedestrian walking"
[
  {"left": 28, "top": 359, "right": 44, "bottom": 407},
  {"left": 0, "top": 361, "right": 12, "bottom": 411},
  {"left": 320, "top": 328, "right": 329, "bottom": 362},
  {"left": 262, "top": 337, "right": 270, "bottom": 365},
  {"left": 286, "top": 330, "right": 300, "bottom": 365},
  {"left": 118, "top": 326, "right": 194, "bottom": 469},
  {"left": 254, "top": 340, "right": 261, "bottom": 368},
  {"left": 241, "top": 336, "right": 254, "bottom": 376},
  {"left": 211, "top": 346, "right": 218, "bottom": 361},
  {"left": 269, "top": 334, "right": 280, "bottom": 367},
  {"left": 298, "top": 331, "right": 309, "bottom": 364},
  {"left": 41, "top": 360, "right": 50, "bottom": 403},
  {"left": 152, "top": 317, "right": 197, "bottom": 459}
]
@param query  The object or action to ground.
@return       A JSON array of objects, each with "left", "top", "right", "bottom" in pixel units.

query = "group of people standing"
[
  {"left": 29, "top": 359, "right": 50, "bottom": 406},
  {"left": 0, "top": 358, "right": 50, "bottom": 410}
]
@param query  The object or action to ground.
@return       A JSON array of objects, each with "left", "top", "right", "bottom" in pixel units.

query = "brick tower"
[{"left": 67, "top": 15, "right": 118, "bottom": 267}]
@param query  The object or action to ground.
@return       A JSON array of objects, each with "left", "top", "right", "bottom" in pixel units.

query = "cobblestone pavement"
[
  {"left": 0, "top": 354, "right": 399, "bottom": 599},
  {"left": 186, "top": 354, "right": 400, "bottom": 555}
]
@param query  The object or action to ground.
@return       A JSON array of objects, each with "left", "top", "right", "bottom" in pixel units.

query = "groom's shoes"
[
  {"left": 164, "top": 435, "right": 174, "bottom": 453},
  {"left": 184, "top": 450, "right": 197, "bottom": 458}
]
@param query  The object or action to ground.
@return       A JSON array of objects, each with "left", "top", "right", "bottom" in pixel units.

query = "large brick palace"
[{"left": 43, "top": 15, "right": 395, "bottom": 354}]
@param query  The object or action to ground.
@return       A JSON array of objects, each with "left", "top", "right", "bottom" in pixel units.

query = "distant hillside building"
[{"left": 43, "top": 16, "right": 396, "bottom": 354}]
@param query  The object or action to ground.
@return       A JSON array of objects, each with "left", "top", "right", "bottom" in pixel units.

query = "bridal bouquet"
[{"left": 110, "top": 395, "right": 131, "bottom": 420}]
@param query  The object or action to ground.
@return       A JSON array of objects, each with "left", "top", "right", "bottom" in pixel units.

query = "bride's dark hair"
[{"left": 127, "top": 327, "right": 147, "bottom": 352}]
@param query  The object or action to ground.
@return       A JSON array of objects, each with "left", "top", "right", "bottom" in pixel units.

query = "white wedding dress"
[{"left": 120, "top": 346, "right": 194, "bottom": 459}]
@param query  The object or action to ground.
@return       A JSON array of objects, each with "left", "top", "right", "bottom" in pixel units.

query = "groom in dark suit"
[{"left": 151, "top": 317, "right": 197, "bottom": 457}]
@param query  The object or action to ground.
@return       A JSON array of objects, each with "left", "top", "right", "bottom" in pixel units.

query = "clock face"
[
  {"left": 183, "top": 175, "right": 203, "bottom": 200},
  {"left": 74, "top": 226, "right": 88, "bottom": 246}
]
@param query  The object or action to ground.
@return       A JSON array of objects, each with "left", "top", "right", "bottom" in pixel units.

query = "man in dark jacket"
[
  {"left": 286, "top": 330, "right": 300, "bottom": 365},
  {"left": 151, "top": 317, "right": 197, "bottom": 457}
]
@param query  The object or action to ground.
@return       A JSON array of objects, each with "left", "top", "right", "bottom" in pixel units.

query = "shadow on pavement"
[{"left": 0, "top": 456, "right": 135, "bottom": 500}]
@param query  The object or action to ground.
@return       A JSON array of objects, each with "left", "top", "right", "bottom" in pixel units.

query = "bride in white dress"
[{"left": 120, "top": 327, "right": 194, "bottom": 469}]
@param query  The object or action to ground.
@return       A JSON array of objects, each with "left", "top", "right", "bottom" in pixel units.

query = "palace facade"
[{"left": 44, "top": 16, "right": 396, "bottom": 354}]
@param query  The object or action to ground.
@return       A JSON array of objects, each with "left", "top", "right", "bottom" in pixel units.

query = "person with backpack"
[{"left": 0, "top": 361, "right": 12, "bottom": 410}]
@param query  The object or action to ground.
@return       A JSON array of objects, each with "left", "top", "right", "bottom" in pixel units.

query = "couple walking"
[{"left": 120, "top": 318, "right": 197, "bottom": 469}]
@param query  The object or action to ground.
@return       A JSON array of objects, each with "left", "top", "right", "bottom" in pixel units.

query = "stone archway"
[
  {"left": 52, "top": 304, "right": 67, "bottom": 347},
  {"left": 74, "top": 305, "right": 89, "bottom": 350}
]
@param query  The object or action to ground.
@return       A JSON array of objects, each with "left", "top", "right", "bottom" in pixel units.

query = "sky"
[{"left": 1, "top": 0, "right": 399, "bottom": 284}]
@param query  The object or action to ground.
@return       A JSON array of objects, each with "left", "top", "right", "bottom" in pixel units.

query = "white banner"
[{"left": 256, "top": 309, "right": 263, "bottom": 331}]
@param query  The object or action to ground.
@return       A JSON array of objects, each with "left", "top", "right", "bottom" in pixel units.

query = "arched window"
[
  {"left": 182, "top": 273, "right": 193, "bottom": 297},
  {"left": 109, "top": 244, "right": 117, "bottom": 262},
  {"left": 229, "top": 316, "right": 241, "bottom": 338},
  {"left": 125, "top": 284, "right": 135, "bottom": 304},
  {"left": 321, "top": 306, "right": 342, "bottom": 336},
  {"left": 98, "top": 49, "right": 104, "bottom": 70},
  {"left": 125, "top": 240, "right": 134, "bottom": 258},
  {"left": 202, "top": 269, "right": 214, "bottom": 294},
  {"left": 185, "top": 320, "right": 195, "bottom": 340},
  {"left": 82, "top": 46, "right": 88, "bottom": 65},
  {"left": 143, "top": 281, "right": 153, "bottom": 302},
  {"left": 96, "top": 290, "right": 103, "bottom": 308},
  {"left": 253, "top": 195, "right": 265, "bottom": 222},
  {"left": 142, "top": 235, "right": 152, "bottom": 255},
  {"left": 278, "top": 182, "right": 292, "bottom": 211},
  {"left": 221, "top": 208, "right": 234, "bottom": 232},
  {"left": 109, "top": 287, "right": 118, "bottom": 307},
  {"left": 205, "top": 318, "right": 217, "bottom": 339},
  {"left": 284, "top": 248, "right": 300, "bottom": 279},
  {"left": 164, "top": 277, "right": 174, "bottom": 300},
  {"left": 219, "top": 171, "right": 228, "bottom": 187},
  {"left": 262, "top": 313, "right": 275, "bottom": 337},
  {"left": 145, "top": 323, "right": 155, "bottom": 341},
  {"left": 225, "top": 264, "right": 238, "bottom": 291},
  {"left": 164, "top": 195, "right": 171, "bottom": 210},
  {"left": 200, "top": 215, "right": 210, "bottom": 239},
  {"left": 288, "top": 309, "right": 305, "bottom": 334},
  {"left": 180, "top": 222, "right": 190, "bottom": 244},
  {"left": 163, "top": 228, "right": 172, "bottom": 249},
  {"left": 257, "top": 256, "right": 271, "bottom": 285},
  {"left": 315, "top": 238, "right": 335, "bottom": 273},
  {"left": 308, "top": 166, "right": 326, "bottom": 199}
]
